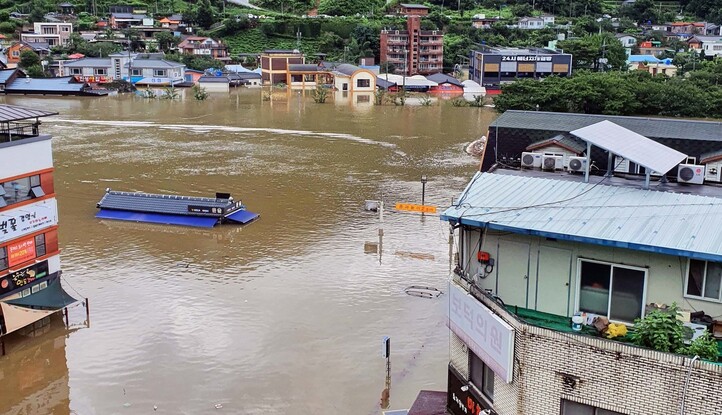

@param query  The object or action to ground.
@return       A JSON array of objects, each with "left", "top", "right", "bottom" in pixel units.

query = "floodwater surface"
[{"left": 0, "top": 89, "right": 496, "bottom": 415}]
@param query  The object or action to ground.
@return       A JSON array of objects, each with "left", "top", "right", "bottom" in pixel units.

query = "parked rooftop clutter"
[{"left": 95, "top": 189, "right": 259, "bottom": 227}]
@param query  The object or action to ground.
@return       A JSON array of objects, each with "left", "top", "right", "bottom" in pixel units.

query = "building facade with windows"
[
  {"left": 178, "top": 36, "right": 229, "bottom": 61},
  {"left": 380, "top": 15, "right": 444, "bottom": 76},
  {"left": 61, "top": 54, "right": 185, "bottom": 85},
  {"left": 0, "top": 104, "right": 78, "bottom": 338},
  {"left": 440, "top": 114, "right": 722, "bottom": 415},
  {"left": 20, "top": 22, "right": 73, "bottom": 47},
  {"left": 469, "top": 46, "right": 572, "bottom": 89},
  {"left": 442, "top": 174, "right": 722, "bottom": 415},
  {"left": 260, "top": 50, "right": 304, "bottom": 85}
]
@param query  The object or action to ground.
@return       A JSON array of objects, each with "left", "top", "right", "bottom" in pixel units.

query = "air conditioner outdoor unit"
[
  {"left": 567, "top": 156, "right": 587, "bottom": 173},
  {"left": 542, "top": 154, "right": 563, "bottom": 171},
  {"left": 677, "top": 164, "right": 705, "bottom": 185},
  {"left": 704, "top": 161, "right": 722, "bottom": 182},
  {"left": 521, "top": 152, "right": 542, "bottom": 168},
  {"left": 682, "top": 322, "right": 707, "bottom": 345}
]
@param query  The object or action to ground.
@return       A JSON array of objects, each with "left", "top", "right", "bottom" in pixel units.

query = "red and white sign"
[
  {"left": 7, "top": 237, "right": 36, "bottom": 267},
  {"left": 447, "top": 282, "right": 515, "bottom": 383}
]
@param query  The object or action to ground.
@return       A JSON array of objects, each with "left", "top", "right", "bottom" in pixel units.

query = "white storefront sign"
[
  {"left": 447, "top": 282, "right": 515, "bottom": 383},
  {"left": 0, "top": 199, "right": 58, "bottom": 244}
]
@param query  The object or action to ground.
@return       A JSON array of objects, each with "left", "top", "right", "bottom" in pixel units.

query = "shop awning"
[
  {"left": 0, "top": 303, "right": 56, "bottom": 335},
  {"left": 224, "top": 210, "right": 259, "bottom": 224},
  {"left": 4, "top": 277, "right": 78, "bottom": 309},
  {"left": 96, "top": 209, "right": 219, "bottom": 228}
]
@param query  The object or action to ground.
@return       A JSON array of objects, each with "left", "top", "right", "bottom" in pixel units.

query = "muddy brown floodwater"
[{"left": 0, "top": 89, "right": 497, "bottom": 415}]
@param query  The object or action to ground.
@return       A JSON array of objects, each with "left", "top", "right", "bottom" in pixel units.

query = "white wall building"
[{"left": 20, "top": 22, "right": 73, "bottom": 47}]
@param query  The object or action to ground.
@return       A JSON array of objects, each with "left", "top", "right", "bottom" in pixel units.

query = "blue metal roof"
[
  {"left": 0, "top": 69, "right": 17, "bottom": 84},
  {"left": 5, "top": 77, "right": 86, "bottom": 92},
  {"left": 97, "top": 190, "right": 239, "bottom": 216},
  {"left": 627, "top": 55, "right": 661, "bottom": 63},
  {"left": 96, "top": 209, "right": 219, "bottom": 227},
  {"left": 441, "top": 171, "right": 722, "bottom": 262}
]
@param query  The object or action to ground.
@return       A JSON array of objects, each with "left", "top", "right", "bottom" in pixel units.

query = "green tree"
[
  {"left": 0, "top": 11, "right": 10, "bottom": 22},
  {"left": 558, "top": 34, "right": 626, "bottom": 71},
  {"left": 154, "top": 31, "right": 180, "bottom": 51},
  {"left": 195, "top": 0, "right": 216, "bottom": 29},
  {"left": 619, "top": 0, "right": 660, "bottom": 23},
  {"left": 0, "top": 21, "right": 15, "bottom": 34},
  {"left": 19, "top": 49, "right": 41, "bottom": 69}
]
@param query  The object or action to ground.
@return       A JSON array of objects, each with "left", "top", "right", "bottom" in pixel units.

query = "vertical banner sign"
[
  {"left": 447, "top": 282, "right": 515, "bottom": 383},
  {"left": 7, "top": 237, "right": 36, "bottom": 267}
]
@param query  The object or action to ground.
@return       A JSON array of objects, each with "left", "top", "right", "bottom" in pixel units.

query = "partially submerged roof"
[
  {"left": 441, "top": 171, "right": 722, "bottom": 262},
  {"left": 0, "top": 103, "right": 58, "bottom": 122},
  {"left": 426, "top": 73, "right": 463, "bottom": 87},
  {"left": 526, "top": 133, "right": 586, "bottom": 154},
  {"left": 97, "top": 190, "right": 236, "bottom": 216},
  {"left": 333, "top": 63, "right": 364, "bottom": 76},
  {"left": 198, "top": 76, "right": 229, "bottom": 83},
  {"left": 6, "top": 77, "right": 86, "bottom": 92},
  {"left": 490, "top": 110, "right": 722, "bottom": 142}
]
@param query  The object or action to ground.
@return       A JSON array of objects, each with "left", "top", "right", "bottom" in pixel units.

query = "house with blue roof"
[{"left": 440, "top": 115, "right": 722, "bottom": 415}]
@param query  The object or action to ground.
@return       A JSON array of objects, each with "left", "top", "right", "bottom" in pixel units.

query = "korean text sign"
[
  {"left": 0, "top": 199, "right": 57, "bottom": 244},
  {"left": 447, "top": 282, "right": 515, "bottom": 383}
]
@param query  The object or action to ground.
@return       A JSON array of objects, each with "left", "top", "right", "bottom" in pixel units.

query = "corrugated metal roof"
[
  {"left": 97, "top": 190, "right": 236, "bottom": 216},
  {"left": 128, "top": 59, "right": 185, "bottom": 69},
  {"left": 0, "top": 69, "right": 18, "bottom": 84},
  {"left": 490, "top": 110, "right": 722, "bottom": 142},
  {"left": 700, "top": 149, "right": 722, "bottom": 164},
  {"left": 571, "top": 121, "right": 687, "bottom": 174},
  {"left": 6, "top": 77, "right": 85, "bottom": 92},
  {"left": 0, "top": 103, "right": 58, "bottom": 122},
  {"left": 333, "top": 63, "right": 362, "bottom": 76},
  {"left": 62, "top": 58, "right": 112, "bottom": 68},
  {"left": 288, "top": 64, "right": 322, "bottom": 72},
  {"left": 441, "top": 171, "right": 722, "bottom": 262},
  {"left": 198, "top": 76, "right": 229, "bottom": 83},
  {"left": 426, "top": 73, "right": 463, "bottom": 87},
  {"left": 527, "top": 134, "right": 586, "bottom": 154}
]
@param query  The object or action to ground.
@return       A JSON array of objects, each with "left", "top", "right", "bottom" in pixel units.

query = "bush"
[
  {"left": 630, "top": 303, "right": 685, "bottom": 353},
  {"left": 0, "top": 21, "right": 16, "bottom": 34},
  {"left": 680, "top": 333, "right": 719, "bottom": 361}
]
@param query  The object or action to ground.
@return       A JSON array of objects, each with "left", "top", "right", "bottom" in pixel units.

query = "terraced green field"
[{"left": 224, "top": 28, "right": 321, "bottom": 55}]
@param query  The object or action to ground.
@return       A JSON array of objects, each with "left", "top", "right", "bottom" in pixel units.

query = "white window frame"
[
  {"left": 131, "top": 68, "right": 142, "bottom": 76},
  {"left": 154, "top": 69, "right": 166, "bottom": 77},
  {"left": 71, "top": 68, "right": 82, "bottom": 75},
  {"left": 575, "top": 258, "right": 648, "bottom": 324},
  {"left": 684, "top": 259, "right": 722, "bottom": 303},
  {"left": 94, "top": 68, "right": 107, "bottom": 75}
]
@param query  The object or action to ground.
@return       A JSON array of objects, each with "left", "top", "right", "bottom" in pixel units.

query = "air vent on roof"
[
  {"left": 542, "top": 155, "right": 563, "bottom": 171},
  {"left": 677, "top": 164, "right": 705, "bottom": 185},
  {"left": 521, "top": 152, "right": 542, "bottom": 168}
]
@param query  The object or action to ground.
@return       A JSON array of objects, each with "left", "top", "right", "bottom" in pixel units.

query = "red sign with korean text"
[{"left": 7, "top": 237, "right": 36, "bottom": 267}]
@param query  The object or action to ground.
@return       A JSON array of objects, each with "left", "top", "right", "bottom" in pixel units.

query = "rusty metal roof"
[{"left": 0, "top": 104, "right": 58, "bottom": 122}]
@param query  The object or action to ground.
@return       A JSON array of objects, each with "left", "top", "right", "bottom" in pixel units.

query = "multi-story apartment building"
[
  {"left": 380, "top": 16, "right": 443, "bottom": 76},
  {"left": 469, "top": 46, "right": 572, "bottom": 89},
  {"left": 0, "top": 104, "right": 79, "bottom": 340},
  {"left": 20, "top": 22, "right": 73, "bottom": 47}
]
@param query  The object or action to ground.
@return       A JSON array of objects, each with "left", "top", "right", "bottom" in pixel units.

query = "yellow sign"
[{"left": 395, "top": 203, "right": 437, "bottom": 214}]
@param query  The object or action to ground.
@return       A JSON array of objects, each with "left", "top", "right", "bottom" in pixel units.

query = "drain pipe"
[{"left": 679, "top": 355, "right": 699, "bottom": 415}]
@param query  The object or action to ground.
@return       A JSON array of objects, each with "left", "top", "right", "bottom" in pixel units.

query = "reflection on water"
[{"left": 0, "top": 89, "right": 497, "bottom": 414}]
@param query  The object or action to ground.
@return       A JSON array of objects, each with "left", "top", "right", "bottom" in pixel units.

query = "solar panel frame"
[{"left": 570, "top": 120, "right": 687, "bottom": 174}]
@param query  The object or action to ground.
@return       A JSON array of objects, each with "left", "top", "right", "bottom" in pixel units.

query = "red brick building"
[{"left": 380, "top": 16, "right": 444, "bottom": 76}]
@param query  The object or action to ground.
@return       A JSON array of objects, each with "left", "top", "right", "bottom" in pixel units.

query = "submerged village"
[{"left": 2, "top": 0, "right": 722, "bottom": 413}]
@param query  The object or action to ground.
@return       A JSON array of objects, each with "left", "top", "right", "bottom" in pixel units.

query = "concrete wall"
[
  {"left": 459, "top": 228, "right": 722, "bottom": 319},
  {"left": 0, "top": 136, "right": 53, "bottom": 180},
  {"left": 449, "top": 280, "right": 722, "bottom": 415}
]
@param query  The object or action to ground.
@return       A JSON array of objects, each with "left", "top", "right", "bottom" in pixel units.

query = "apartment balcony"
[{"left": 0, "top": 123, "right": 45, "bottom": 144}]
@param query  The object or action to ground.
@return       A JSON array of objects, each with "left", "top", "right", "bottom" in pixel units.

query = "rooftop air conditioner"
[
  {"left": 704, "top": 161, "right": 722, "bottom": 183},
  {"left": 568, "top": 156, "right": 587, "bottom": 173},
  {"left": 521, "top": 152, "right": 542, "bottom": 168},
  {"left": 682, "top": 322, "right": 706, "bottom": 345},
  {"left": 542, "top": 154, "right": 563, "bottom": 171},
  {"left": 677, "top": 164, "right": 705, "bottom": 185}
]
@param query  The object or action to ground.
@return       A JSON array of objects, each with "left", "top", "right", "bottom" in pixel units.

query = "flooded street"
[{"left": 0, "top": 90, "right": 496, "bottom": 415}]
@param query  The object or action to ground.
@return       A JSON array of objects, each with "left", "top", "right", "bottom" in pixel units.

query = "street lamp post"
[{"left": 421, "top": 175, "right": 428, "bottom": 206}]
